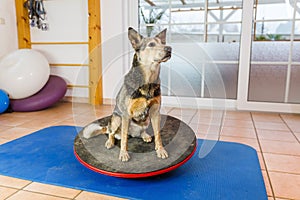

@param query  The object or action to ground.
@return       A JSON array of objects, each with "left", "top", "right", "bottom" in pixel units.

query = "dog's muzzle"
[
  {"left": 163, "top": 46, "right": 172, "bottom": 60},
  {"left": 164, "top": 46, "right": 172, "bottom": 55}
]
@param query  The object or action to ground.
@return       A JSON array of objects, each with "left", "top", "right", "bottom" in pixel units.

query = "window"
[
  {"left": 138, "top": 0, "right": 243, "bottom": 99},
  {"left": 249, "top": 0, "right": 300, "bottom": 103}
]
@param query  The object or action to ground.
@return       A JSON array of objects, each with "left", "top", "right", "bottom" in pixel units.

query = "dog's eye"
[{"left": 148, "top": 42, "right": 155, "bottom": 47}]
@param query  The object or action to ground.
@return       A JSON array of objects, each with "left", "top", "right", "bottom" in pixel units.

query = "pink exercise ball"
[{"left": 0, "top": 49, "right": 50, "bottom": 99}]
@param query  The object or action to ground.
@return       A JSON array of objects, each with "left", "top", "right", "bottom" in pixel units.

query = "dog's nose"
[{"left": 164, "top": 46, "right": 172, "bottom": 52}]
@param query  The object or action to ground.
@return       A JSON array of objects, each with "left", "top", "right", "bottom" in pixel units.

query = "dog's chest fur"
[
  {"left": 114, "top": 55, "right": 161, "bottom": 116},
  {"left": 141, "top": 63, "right": 160, "bottom": 84}
]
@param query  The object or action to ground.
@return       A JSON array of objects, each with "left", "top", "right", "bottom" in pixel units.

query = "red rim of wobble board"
[{"left": 74, "top": 141, "right": 197, "bottom": 179}]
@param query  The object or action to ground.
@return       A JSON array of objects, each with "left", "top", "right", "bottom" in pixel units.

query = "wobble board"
[{"left": 74, "top": 115, "right": 197, "bottom": 178}]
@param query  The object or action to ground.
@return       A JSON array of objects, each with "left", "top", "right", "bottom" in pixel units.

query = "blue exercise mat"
[{"left": 0, "top": 126, "right": 267, "bottom": 200}]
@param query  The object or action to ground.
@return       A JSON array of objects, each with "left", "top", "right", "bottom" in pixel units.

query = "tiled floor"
[{"left": 0, "top": 101, "right": 300, "bottom": 200}]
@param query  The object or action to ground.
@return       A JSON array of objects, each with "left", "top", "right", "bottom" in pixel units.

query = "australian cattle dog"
[{"left": 82, "top": 27, "right": 172, "bottom": 162}]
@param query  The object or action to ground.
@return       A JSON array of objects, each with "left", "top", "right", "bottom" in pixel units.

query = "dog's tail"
[{"left": 82, "top": 123, "right": 109, "bottom": 139}]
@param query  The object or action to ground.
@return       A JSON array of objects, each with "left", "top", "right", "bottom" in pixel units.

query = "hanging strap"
[
  {"left": 35, "top": 0, "right": 46, "bottom": 20},
  {"left": 24, "top": 0, "right": 48, "bottom": 31}
]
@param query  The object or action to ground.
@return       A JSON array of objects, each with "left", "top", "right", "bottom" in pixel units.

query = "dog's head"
[{"left": 128, "top": 27, "right": 172, "bottom": 64}]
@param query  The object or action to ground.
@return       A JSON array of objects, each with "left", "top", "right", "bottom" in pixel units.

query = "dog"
[{"left": 82, "top": 27, "right": 172, "bottom": 162}]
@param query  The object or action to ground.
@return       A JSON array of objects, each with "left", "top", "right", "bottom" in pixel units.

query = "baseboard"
[{"left": 62, "top": 96, "right": 89, "bottom": 104}]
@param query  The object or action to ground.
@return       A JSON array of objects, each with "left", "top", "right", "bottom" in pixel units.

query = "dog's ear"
[
  {"left": 155, "top": 29, "right": 167, "bottom": 45},
  {"left": 128, "top": 27, "right": 143, "bottom": 50}
]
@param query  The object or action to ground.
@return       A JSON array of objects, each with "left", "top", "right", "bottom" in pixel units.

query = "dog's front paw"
[
  {"left": 105, "top": 138, "right": 115, "bottom": 149},
  {"left": 119, "top": 150, "right": 130, "bottom": 162},
  {"left": 156, "top": 147, "right": 168, "bottom": 159}
]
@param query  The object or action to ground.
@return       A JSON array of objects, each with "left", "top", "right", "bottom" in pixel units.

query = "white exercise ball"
[{"left": 0, "top": 49, "right": 50, "bottom": 99}]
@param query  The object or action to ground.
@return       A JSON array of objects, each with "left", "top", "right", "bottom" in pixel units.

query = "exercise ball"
[
  {"left": 10, "top": 75, "right": 67, "bottom": 112},
  {"left": 0, "top": 89, "right": 9, "bottom": 113},
  {"left": 0, "top": 49, "right": 50, "bottom": 99}
]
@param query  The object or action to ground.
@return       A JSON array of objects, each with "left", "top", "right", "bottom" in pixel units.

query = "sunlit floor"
[{"left": 0, "top": 101, "right": 300, "bottom": 200}]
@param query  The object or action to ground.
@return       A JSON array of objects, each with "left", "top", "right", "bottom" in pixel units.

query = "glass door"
[
  {"left": 249, "top": 0, "right": 300, "bottom": 103},
  {"left": 238, "top": 0, "right": 300, "bottom": 113}
]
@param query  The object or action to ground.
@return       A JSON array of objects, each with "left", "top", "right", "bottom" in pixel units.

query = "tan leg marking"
[
  {"left": 119, "top": 116, "right": 130, "bottom": 162},
  {"left": 149, "top": 101, "right": 168, "bottom": 159},
  {"left": 105, "top": 114, "right": 121, "bottom": 149}
]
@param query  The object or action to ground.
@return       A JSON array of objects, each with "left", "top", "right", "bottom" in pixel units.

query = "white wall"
[
  {"left": 30, "top": 0, "right": 89, "bottom": 98},
  {"left": 30, "top": 0, "right": 135, "bottom": 100},
  {"left": 101, "top": 0, "right": 126, "bottom": 100},
  {"left": 0, "top": 0, "right": 18, "bottom": 58},
  {"left": 101, "top": 0, "right": 138, "bottom": 101}
]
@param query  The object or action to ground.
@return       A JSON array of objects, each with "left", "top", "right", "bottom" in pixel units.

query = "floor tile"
[
  {"left": 196, "top": 109, "right": 216, "bottom": 117},
  {"left": 1, "top": 102, "right": 300, "bottom": 200},
  {"left": 294, "top": 132, "right": 300, "bottom": 141},
  {"left": 19, "top": 119, "right": 59, "bottom": 130},
  {"left": 191, "top": 116, "right": 225, "bottom": 127},
  {"left": 190, "top": 123, "right": 221, "bottom": 135},
  {"left": 256, "top": 129, "right": 298, "bottom": 142},
  {"left": 260, "top": 140, "right": 300, "bottom": 156},
  {"left": 6, "top": 190, "right": 68, "bottom": 200},
  {"left": 8, "top": 111, "right": 47, "bottom": 119},
  {"left": 0, "top": 175, "right": 30, "bottom": 189},
  {"left": 168, "top": 114, "right": 194, "bottom": 124},
  {"left": 0, "top": 127, "right": 36, "bottom": 141},
  {"left": 262, "top": 170, "right": 273, "bottom": 197},
  {"left": 95, "top": 111, "right": 114, "bottom": 118},
  {"left": 0, "top": 138, "right": 9, "bottom": 145},
  {"left": 189, "top": 116, "right": 217, "bottom": 125},
  {"left": 280, "top": 113, "right": 300, "bottom": 124},
  {"left": 80, "top": 107, "right": 113, "bottom": 118},
  {"left": 168, "top": 108, "right": 197, "bottom": 117},
  {"left": 52, "top": 118, "right": 76, "bottom": 126},
  {"left": 219, "top": 136, "right": 260, "bottom": 151},
  {"left": 75, "top": 191, "right": 126, "bottom": 200},
  {"left": 269, "top": 172, "right": 300, "bottom": 199},
  {"left": 224, "top": 111, "right": 252, "bottom": 121},
  {"left": 0, "top": 125, "right": 11, "bottom": 132},
  {"left": 0, "top": 115, "right": 32, "bottom": 127},
  {"left": 264, "top": 153, "right": 300, "bottom": 174},
  {"left": 222, "top": 119, "right": 254, "bottom": 129},
  {"left": 160, "top": 106, "right": 173, "bottom": 114},
  {"left": 285, "top": 122, "right": 300, "bottom": 133},
  {"left": 254, "top": 122, "right": 290, "bottom": 132},
  {"left": 68, "top": 114, "right": 98, "bottom": 127},
  {"left": 251, "top": 112, "right": 283, "bottom": 123},
  {"left": 196, "top": 133, "right": 220, "bottom": 140},
  {"left": 24, "top": 182, "right": 80, "bottom": 199},
  {"left": 221, "top": 126, "right": 257, "bottom": 139},
  {"left": 0, "top": 186, "right": 17, "bottom": 200},
  {"left": 257, "top": 152, "right": 266, "bottom": 170},
  {"left": 191, "top": 111, "right": 225, "bottom": 125}
]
